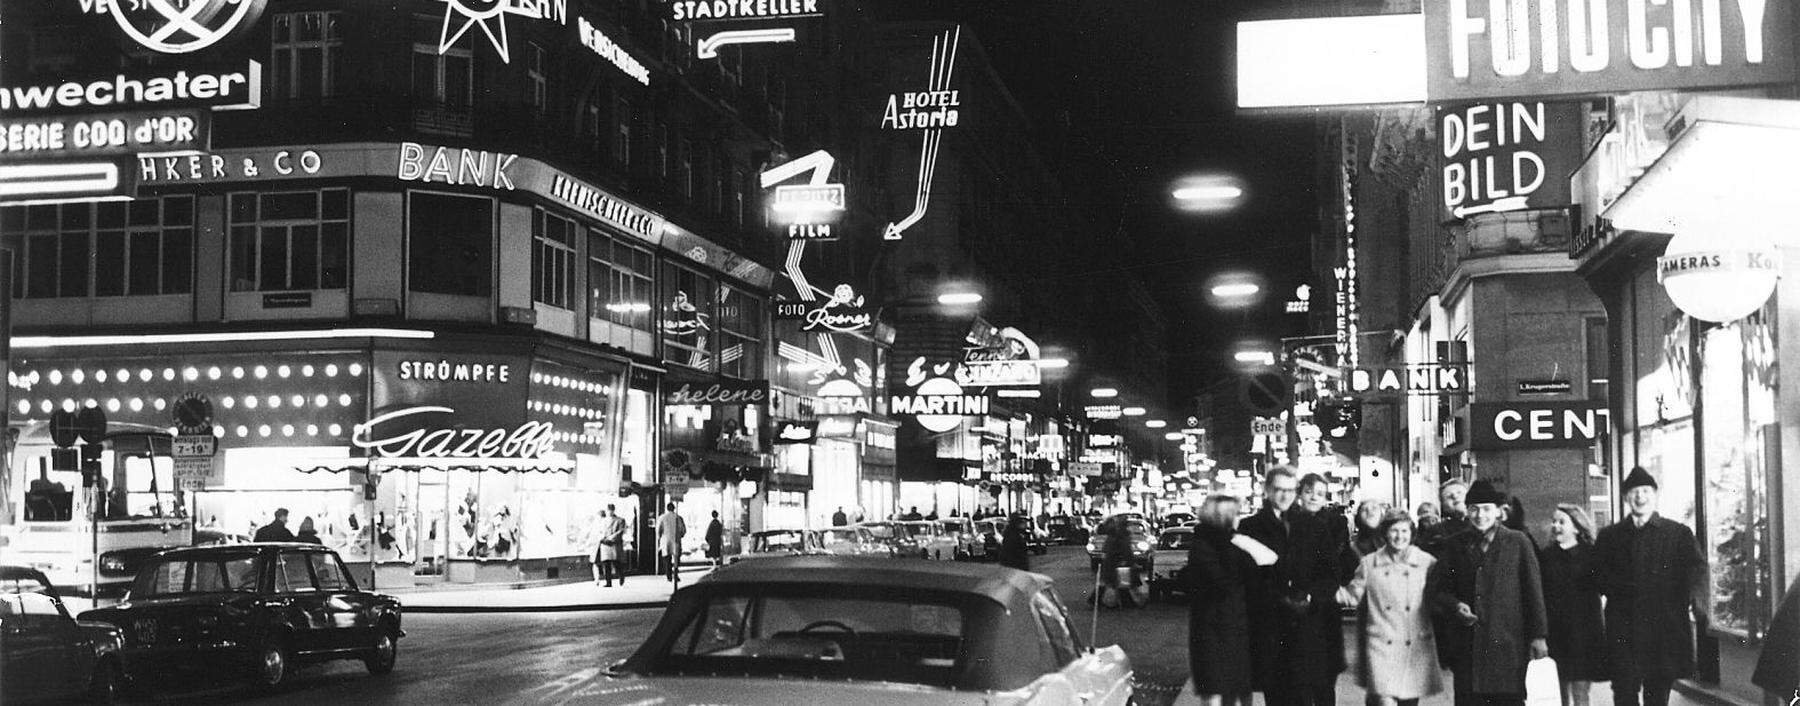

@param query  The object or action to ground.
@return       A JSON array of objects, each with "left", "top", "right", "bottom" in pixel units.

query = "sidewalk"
[{"left": 386, "top": 566, "right": 713, "bottom": 613}]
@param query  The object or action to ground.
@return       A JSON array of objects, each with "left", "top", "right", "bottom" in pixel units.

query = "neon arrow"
[
  {"left": 1451, "top": 196, "right": 1529, "bottom": 219},
  {"left": 696, "top": 28, "right": 795, "bottom": 59},
  {"left": 881, "top": 26, "right": 959, "bottom": 241}
]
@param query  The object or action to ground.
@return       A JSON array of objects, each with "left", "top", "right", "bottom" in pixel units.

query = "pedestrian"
[
  {"left": 1239, "top": 466, "right": 1340, "bottom": 706},
  {"left": 1503, "top": 495, "right": 1530, "bottom": 537},
  {"left": 1301, "top": 473, "right": 1359, "bottom": 702},
  {"left": 1590, "top": 468, "right": 1707, "bottom": 706},
  {"left": 1752, "top": 572, "right": 1800, "bottom": 701},
  {"left": 1417, "top": 502, "right": 1442, "bottom": 530},
  {"left": 1436, "top": 479, "right": 1549, "bottom": 706},
  {"left": 1420, "top": 479, "right": 1472, "bottom": 557},
  {"left": 255, "top": 508, "right": 296, "bottom": 542},
  {"left": 1354, "top": 500, "right": 1389, "bottom": 556},
  {"left": 296, "top": 516, "right": 322, "bottom": 544},
  {"left": 832, "top": 506, "right": 849, "bottom": 527},
  {"left": 704, "top": 511, "right": 724, "bottom": 566},
  {"left": 1186, "top": 494, "right": 1256, "bottom": 706},
  {"left": 901, "top": 506, "right": 923, "bottom": 521},
  {"left": 1098, "top": 515, "right": 1142, "bottom": 608},
  {"left": 1340, "top": 509, "right": 1444, "bottom": 706},
  {"left": 1540, "top": 503, "right": 1609, "bottom": 706},
  {"left": 655, "top": 502, "right": 686, "bottom": 583},
  {"left": 594, "top": 505, "right": 627, "bottom": 586},
  {"left": 999, "top": 513, "right": 1031, "bottom": 571}
]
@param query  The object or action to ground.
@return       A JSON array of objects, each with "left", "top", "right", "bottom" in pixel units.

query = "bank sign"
[
  {"left": 1425, "top": 0, "right": 1797, "bottom": 100},
  {"left": 1469, "top": 401, "right": 1610, "bottom": 450}
]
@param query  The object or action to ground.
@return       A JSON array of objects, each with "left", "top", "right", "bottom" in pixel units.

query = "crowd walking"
[{"left": 1184, "top": 466, "right": 1798, "bottom": 706}]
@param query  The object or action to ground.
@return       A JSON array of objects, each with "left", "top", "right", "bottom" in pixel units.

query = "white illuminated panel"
[
  {"left": 0, "top": 162, "right": 121, "bottom": 197},
  {"left": 1236, "top": 14, "right": 1427, "bottom": 109}
]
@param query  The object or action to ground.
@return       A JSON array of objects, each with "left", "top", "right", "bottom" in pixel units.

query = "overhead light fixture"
[
  {"left": 1145, "top": 420, "right": 1168, "bottom": 429},
  {"left": 1174, "top": 185, "right": 1244, "bottom": 202},
  {"left": 1164, "top": 432, "right": 1185, "bottom": 441},
  {"left": 996, "top": 389, "right": 1042, "bottom": 398},
  {"left": 1036, "top": 358, "right": 1071, "bottom": 369},
  {"left": 936, "top": 292, "right": 983, "bottom": 306},
  {"left": 1210, "top": 283, "right": 1261, "bottom": 298},
  {"left": 1122, "top": 407, "right": 1147, "bottom": 416},
  {"left": 1234, "top": 350, "right": 1275, "bottom": 365},
  {"left": 1090, "top": 388, "right": 1118, "bottom": 398}
]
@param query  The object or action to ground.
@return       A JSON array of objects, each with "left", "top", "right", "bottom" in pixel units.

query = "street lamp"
[
  {"left": 936, "top": 291, "right": 983, "bottom": 306},
  {"left": 1233, "top": 349, "right": 1275, "bottom": 365},
  {"left": 1163, "top": 432, "right": 1185, "bottom": 441},
  {"left": 1090, "top": 388, "right": 1118, "bottom": 398},
  {"left": 1145, "top": 420, "right": 1168, "bottom": 429},
  {"left": 1122, "top": 406, "right": 1147, "bottom": 417},
  {"left": 1210, "top": 283, "right": 1261, "bottom": 298},
  {"left": 1171, "top": 173, "right": 1247, "bottom": 213}
]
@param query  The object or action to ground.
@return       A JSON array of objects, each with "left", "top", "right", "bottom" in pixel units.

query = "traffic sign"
[
  {"left": 174, "top": 456, "right": 216, "bottom": 491},
  {"left": 1240, "top": 372, "right": 1290, "bottom": 416},
  {"left": 172, "top": 434, "right": 216, "bottom": 458},
  {"left": 173, "top": 393, "right": 215, "bottom": 435},
  {"left": 1251, "top": 417, "right": 1284, "bottom": 436},
  {"left": 75, "top": 406, "right": 107, "bottom": 444}
]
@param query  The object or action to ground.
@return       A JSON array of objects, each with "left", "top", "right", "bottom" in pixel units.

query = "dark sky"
[{"left": 904, "top": 1, "right": 1324, "bottom": 406}]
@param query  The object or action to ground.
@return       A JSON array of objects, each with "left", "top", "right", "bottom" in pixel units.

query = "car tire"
[
  {"left": 86, "top": 658, "right": 123, "bottom": 705},
  {"left": 364, "top": 626, "right": 399, "bottom": 676},
  {"left": 252, "top": 636, "right": 293, "bottom": 690}
]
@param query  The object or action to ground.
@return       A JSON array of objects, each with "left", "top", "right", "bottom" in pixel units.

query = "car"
[
  {"left": 589, "top": 555, "right": 1133, "bottom": 705},
  {"left": 79, "top": 543, "right": 403, "bottom": 690},
  {"left": 1146, "top": 527, "right": 1196, "bottom": 602},
  {"left": 1, "top": 565, "right": 127, "bottom": 704},
  {"left": 1085, "top": 518, "right": 1155, "bottom": 576},
  {"left": 1159, "top": 512, "right": 1196, "bottom": 528},
  {"left": 974, "top": 518, "right": 1050, "bottom": 561},
  {"left": 1043, "top": 515, "right": 1090, "bottom": 545},
  {"left": 938, "top": 518, "right": 981, "bottom": 560},
  {"left": 896, "top": 520, "right": 959, "bottom": 560},
  {"left": 815, "top": 527, "right": 896, "bottom": 558},
  {"left": 729, "top": 529, "right": 822, "bottom": 564}
]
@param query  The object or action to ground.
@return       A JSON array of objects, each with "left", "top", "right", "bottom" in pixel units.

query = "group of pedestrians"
[{"left": 1185, "top": 465, "right": 1733, "bottom": 706}]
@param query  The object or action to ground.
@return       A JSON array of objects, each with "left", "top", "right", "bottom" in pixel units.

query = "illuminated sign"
[
  {"left": 1441, "top": 102, "right": 1583, "bottom": 219},
  {"left": 1286, "top": 284, "right": 1312, "bottom": 313},
  {"left": 772, "top": 184, "right": 845, "bottom": 214},
  {"left": 1469, "top": 401, "right": 1609, "bottom": 450},
  {"left": 397, "top": 141, "right": 517, "bottom": 190},
  {"left": 890, "top": 357, "right": 986, "bottom": 432},
  {"left": 957, "top": 326, "right": 1041, "bottom": 387},
  {"left": 0, "top": 109, "right": 209, "bottom": 159},
  {"left": 93, "top": 0, "right": 267, "bottom": 55},
  {"left": 579, "top": 17, "right": 650, "bottom": 85},
  {"left": 697, "top": 28, "right": 798, "bottom": 59},
  {"left": 353, "top": 406, "right": 555, "bottom": 462},
  {"left": 1088, "top": 434, "right": 1122, "bottom": 448},
  {"left": 546, "top": 172, "right": 660, "bottom": 238},
  {"left": 0, "top": 62, "right": 262, "bottom": 114},
  {"left": 883, "top": 26, "right": 962, "bottom": 240},
  {"left": 773, "top": 420, "right": 817, "bottom": 444},
  {"left": 1518, "top": 379, "right": 1573, "bottom": 395},
  {"left": 138, "top": 147, "right": 323, "bottom": 185},
  {"left": 1084, "top": 404, "right": 1122, "bottom": 420},
  {"left": 437, "top": 0, "right": 568, "bottom": 63},
  {"left": 817, "top": 415, "right": 858, "bottom": 438},
  {"left": 787, "top": 223, "right": 834, "bottom": 240},
  {"left": 1336, "top": 134, "right": 1360, "bottom": 367},
  {"left": 667, "top": 379, "right": 769, "bottom": 406},
  {"left": 775, "top": 284, "right": 872, "bottom": 333},
  {"left": 0, "top": 160, "right": 133, "bottom": 205},
  {"left": 1424, "top": 0, "right": 1796, "bottom": 101},
  {"left": 815, "top": 394, "right": 871, "bottom": 415},
  {"left": 671, "top": 0, "right": 823, "bottom": 21},
  {"left": 1346, "top": 364, "right": 1470, "bottom": 395},
  {"left": 865, "top": 425, "right": 897, "bottom": 450},
  {"left": 396, "top": 359, "right": 513, "bottom": 384}
]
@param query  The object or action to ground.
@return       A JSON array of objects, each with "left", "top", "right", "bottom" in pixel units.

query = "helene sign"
[
  {"left": 1469, "top": 401, "right": 1609, "bottom": 450},
  {"left": 1441, "top": 102, "right": 1583, "bottom": 219},
  {"left": 668, "top": 379, "right": 770, "bottom": 406},
  {"left": 1425, "top": 0, "right": 1796, "bottom": 100}
]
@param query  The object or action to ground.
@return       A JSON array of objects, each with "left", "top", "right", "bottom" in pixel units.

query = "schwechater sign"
[
  {"left": 1469, "top": 401, "right": 1610, "bottom": 450},
  {"left": 1425, "top": 0, "right": 1797, "bottom": 100},
  {"left": 667, "top": 379, "right": 770, "bottom": 406}
]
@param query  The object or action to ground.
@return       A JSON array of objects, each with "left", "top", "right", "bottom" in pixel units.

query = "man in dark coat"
[
  {"left": 1420, "top": 479, "right": 1473, "bottom": 557},
  {"left": 831, "top": 507, "right": 849, "bottom": 527},
  {"left": 1436, "top": 479, "right": 1549, "bottom": 706},
  {"left": 254, "top": 508, "right": 296, "bottom": 542},
  {"left": 704, "top": 511, "right": 724, "bottom": 566},
  {"left": 1589, "top": 468, "right": 1707, "bottom": 706},
  {"left": 998, "top": 514, "right": 1031, "bottom": 571},
  {"left": 1297, "top": 473, "right": 1359, "bottom": 698},
  {"left": 1239, "top": 466, "right": 1339, "bottom": 706},
  {"left": 1753, "top": 573, "right": 1800, "bottom": 700}
]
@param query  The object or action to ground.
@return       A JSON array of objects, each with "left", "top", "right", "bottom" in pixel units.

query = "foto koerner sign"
[{"left": 1425, "top": 0, "right": 1797, "bottom": 100}]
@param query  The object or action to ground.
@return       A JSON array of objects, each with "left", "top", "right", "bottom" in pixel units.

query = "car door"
[
  {"left": 1, "top": 578, "right": 84, "bottom": 702},
  {"left": 308, "top": 551, "right": 375, "bottom": 650},
  {"left": 1033, "top": 589, "right": 1131, "bottom": 706},
  {"left": 269, "top": 550, "right": 333, "bottom": 653}
]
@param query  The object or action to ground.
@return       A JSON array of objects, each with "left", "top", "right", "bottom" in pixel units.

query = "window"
[
  {"left": 527, "top": 42, "right": 547, "bottom": 114},
  {"left": 271, "top": 11, "right": 342, "bottom": 99},
  {"left": 412, "top": 15, "right": 472, "bottom": 106},
  {"left": 308, "top": 553, "right": 352, "bottom": 591},
  {"left": 532, "top": 208, "right": 577, "bottom": 309},
  {"left": 5, "top": 197, "right": 194, "bottom": 299},
  {"left": 408, "top": 192, "right": 493, "bottom": 296},
  {"left": 661, "top": 263, "right": 714, "bottom": 371},
  {"left": 732, "top": 168, "right": 747, "bottom": 227},
  {"left": 1032, "top": 590, "right": 1081, "bottom": 666},
  {"left": 133, "top": 555, "right": 262, "bottom": 596},
  {"left": 713, "top": 152, "right": 729, "bottom": 215},
  {"left": 589, "top": 231, "right": 655, "bottom": 331},
  {"left": 587, "top": 99, "right": 605, "bottom": 156},
  {"left": 228, "top": 190, "right": 349, "bottom": 292},
  {"left": 274, "top": 552, "right": 315, "bottom": 593},
  {"left": 613, "top": 96, "right": 633, "bottom": 166},
  {"left": 654, "top": 120, "right": 670, "bottom": 180},
  {"left": 678, "top": 137, "right": 694, "bottom": 200},
  {"left": 716, "top": 284, "right": 764, "bottom": 379}
]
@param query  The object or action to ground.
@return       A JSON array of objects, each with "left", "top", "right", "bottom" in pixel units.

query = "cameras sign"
[{"left": 1440, "top": 101, "right": 1583, "bottom": 220}]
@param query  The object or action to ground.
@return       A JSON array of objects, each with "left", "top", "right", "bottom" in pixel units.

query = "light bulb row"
[
  {"left": 530, "top": 372, "right": 609, "bottom": 395},
  {"left": 527, "top": 400, "right": 606, "bottom": 419},
  {"left": 10, "top": 363, "right": 365, "bottom": 390}
]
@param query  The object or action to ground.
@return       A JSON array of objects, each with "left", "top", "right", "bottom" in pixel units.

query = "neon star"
[{"left": 437, "top": 0, "right": 534, "bottom": 63}]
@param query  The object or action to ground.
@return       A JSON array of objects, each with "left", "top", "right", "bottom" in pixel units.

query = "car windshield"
[
  {"left": 860, "top": 524, "right": 896, "bottom": 539},
  {"left": 753, "top": 532, "right": 807, "bottom": 552},
  {"left": 819, "top": 530, "right": 862, "bottom": 546},
  {"left": 132, "top": 553, "right": 262, "bottom": 596},
  {"left": 647, "top": 589, "right": 970, "bottom": 687},
  {"left": 1158, "top": 531, "right": 1195, "bottom": 550},
  {"left": 0, "top": 575, "right": 62, "bottom": 618},
  {"left": 901, "top": 524, "right": 934, "bottom": 537}
]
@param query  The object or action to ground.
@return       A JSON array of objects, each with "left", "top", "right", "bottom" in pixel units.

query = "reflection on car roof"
[
  {"left": 696, "top": 555, "right": 1050, "bottom": 607},
  {"left": 155, "top": 542, "right": 325, "bottom": 557}
]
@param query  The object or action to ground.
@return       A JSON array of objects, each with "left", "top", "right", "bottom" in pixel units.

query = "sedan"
[
  {"left": 1, "top": 566, "right": 127, "bottom": 704},
  {"left": 580, "top": 556, "right": 1133, "bottom": 705},
  {"left": 728, "top": 529, "right": 822, "bottom": 565},
  {"left": 897, "top": 520, "right": 960, "bottom": 560},
  {"left": 79, "top": 543, "right": 403, "bottom": 690},
  {"left": 816, "top": 527, "right": 896, "bottom": 557},
  {"left": 1147, "top": 527, "right": 1195, "bottom": 602},
  {"left": 1085, "top": 519, "right": 1154, "bottom": 575}
]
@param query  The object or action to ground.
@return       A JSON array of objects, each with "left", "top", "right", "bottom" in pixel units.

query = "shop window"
[
  {"left": 408, "top": 192, "right": 493, "bottom": 296},
  {"left": 715, "top": 284, "right": 764, "bottom": 380},
  {"left": 411, "top": 15, "right": 472, "bottom": 107},
  {"left": 228, "top": 189, "right": 349, "bottom": 292},
  {"left": 4, "top": 197, "right": 193, "bottom": 299},
  {"left": 661, "top": 263, "right": 715, "bottom": 371},
  {"left": 526, "top": 42, "right": 547, "bottom": 115},
  {"left": 588, "top": 231, "right": 655, "bottom": 331},
  {"left": 271, "top": 11, "right": 342, "bottom": 100},
  {"left": 533, "top": 208, "right": 577, "bottom": 310},
  {"left": 1697, "top": 306, "right": 1778, "bottom": 639}
]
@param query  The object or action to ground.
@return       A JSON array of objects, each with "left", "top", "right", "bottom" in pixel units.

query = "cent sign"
[{"left": 1469, "top": 401, "right": 1610, "bottom": 450}]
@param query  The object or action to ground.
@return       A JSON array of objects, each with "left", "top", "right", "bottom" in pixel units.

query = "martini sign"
[{"left": 890, "top": 357, "right": 989, "bottom": 433}]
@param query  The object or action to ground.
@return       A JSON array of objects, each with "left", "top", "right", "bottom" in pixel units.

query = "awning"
[
  {"left": 294, "top": 456, "right": 575, "bottom": 474},
  {"left": 1605, "top": 96, "right": 1800, "bottom": 238}
]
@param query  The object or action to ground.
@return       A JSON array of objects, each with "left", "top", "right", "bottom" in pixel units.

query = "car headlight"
[
  {"left": 101, "top": 555, "right": 128, "bottom": 573},
  {"left": 1134, "top": 541, "right": 1151, "bottom": 553}
]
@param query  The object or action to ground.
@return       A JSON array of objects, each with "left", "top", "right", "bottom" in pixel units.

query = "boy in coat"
[
  {"left": 1590, "top": 468, "right": 1707, "bottom": 706},
  {"left": 1436, "top": 480, "right": 1549, "bottom": 706},
  {"left": 1240, "top": 467, "right": 1339, "bottom": 706}
]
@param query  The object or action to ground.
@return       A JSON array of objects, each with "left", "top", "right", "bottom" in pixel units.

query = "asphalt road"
[{"left": 117, "top": 546, "right": 1195, "bottom": 705}]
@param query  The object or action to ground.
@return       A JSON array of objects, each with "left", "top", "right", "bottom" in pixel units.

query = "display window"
[
  {"left": 809, "top": 440, "right": 857, "bottom": 528},
  {"left": 1697, "top": 304, "right": 1778, "bottom": 640}
]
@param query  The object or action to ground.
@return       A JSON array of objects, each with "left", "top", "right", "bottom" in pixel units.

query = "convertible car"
[{"left": 571, "top": 556, "right": 1133, "bottom": 705}]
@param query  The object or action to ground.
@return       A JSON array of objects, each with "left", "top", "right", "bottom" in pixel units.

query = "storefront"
[{"left": 1574, "top": 93, "right": 1800, "bottom": 702}]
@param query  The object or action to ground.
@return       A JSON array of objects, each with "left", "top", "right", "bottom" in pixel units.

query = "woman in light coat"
[{"left": 1340, "top": 510, "right": 1444, "bottom": 706}]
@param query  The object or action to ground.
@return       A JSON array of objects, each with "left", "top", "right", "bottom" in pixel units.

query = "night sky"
[{"left": 897, "top": 0, "right": 1323, "bottom": 408}]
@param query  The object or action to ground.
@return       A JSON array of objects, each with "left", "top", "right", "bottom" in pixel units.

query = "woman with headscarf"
[
  {"left": 1340, "top": 510, "right": 1444, "bottom": 706},
  {"left": 1540, "top": 503, "right": 1609, "bottom": 706},
  {"left": 296, "top": 516, "right": 322, "bottom": 544},
  {"left": 1185, "top": 494, "right": 1255, "bottom": 706}
]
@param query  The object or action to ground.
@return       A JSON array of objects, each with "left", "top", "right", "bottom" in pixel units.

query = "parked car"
[
  {"left": 1158, "top": 512, "right": 1196, "bottom": 528},
  {"left": 854, "top": 521, "right": 909, "bottom": 556},
  {"left": 938, "top": 518, "right": 981, "bottom": 560},
  {"left": 1, "top": 565, "right": 127, "bottom": 704},
  {"left": 816, "top": 527, "right": 897, "bottom": 558},
  {"left": 897, "top": 520, "right": 959, "bottom": 560},
  {"left": 975, "top": 518, "right": 1050, "bottom": 561},
  {"left": 1146, "top": 526, "right": 1196, "bottom": 602},
  {"left": 590, "top": 555, "right": 1134, "bottom": 705},
  {"left": 1043, "top": 515, "right": 1090, "bottom": 545},
  {"left": 729, "top": 529, "right": 822, "bottom": 565},
  {"left": 79, "top": 543, "right": 403, "bottom": 690},
  {"left": 1085, "top": 518, "right": 1155, "bottom": 575}
]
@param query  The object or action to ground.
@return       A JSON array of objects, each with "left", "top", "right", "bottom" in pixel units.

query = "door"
[
  {"left": 0, "top": 580, "right": 79, "bottom": 700},
  {"left": 415, "top": 475, "right": 448, "bottom": 578},
  {"left": 271, "top": 551, "right": 334, "bottom": 653},
  {"left": 310, "top": 551, "right": 375, "bottom": 649},
  {"left": 1034, "top": 589, "right": 1131, "bottom": 706}
]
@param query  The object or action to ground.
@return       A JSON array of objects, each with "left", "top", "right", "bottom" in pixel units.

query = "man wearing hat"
[
  {"left": 1590, "top": 468, "right": 1707, "bottom": 706},
  {"left": 1435, "top": 479, "right": 1548, "bottom": 706}
]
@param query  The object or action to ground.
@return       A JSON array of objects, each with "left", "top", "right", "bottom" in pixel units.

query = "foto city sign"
[
  {"left": 1425, "top": 0, "right": 1796, "bottom": 100},
  {"left": 1346, "top": 363, "right": 1470, "bottom": 395},
  {"left": 1440, "top": 101, "right": 1584, "bottom": 219},
  {"left": 667, "top": 379, "right": 770, "bottom": 406},
  {"left": 1469, "top": 401, "right": 1610, "bottom": 450},
  {"left": 773, "top": 284, "right": 872, "bottom": 333}
]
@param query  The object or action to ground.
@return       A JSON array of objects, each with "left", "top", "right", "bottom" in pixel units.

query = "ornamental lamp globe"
[{"left": 1656, "top": 225, "right": 1780, "bottom": 323}]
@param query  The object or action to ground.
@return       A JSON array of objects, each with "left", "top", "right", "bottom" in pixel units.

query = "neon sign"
[
  {"left": 353, "top": 406, "right": 555, "bottom": 460},
  {"left": 890, "top": 357, "right": 987, "bottom": 433},
  {"left": 397, "top": 142, "right": 517, "bottom": 190},
  {"left": 957, "top": 326, "right": 1041, "bottom": 387},
  {"left": 882, "top": 26, "right": 962, "bottom": 240},
  {"left": 775, "top": 284, "right": 872, "bottom": 334},
  {"left": 0, "top": 109, "right": 208, "bottom": 159},
  {"left": 92, "top": 0, "right": 268, "bottom": 55},
  {"left": 670, "top": 0, "right": 823, "bottom": 21},
  {"left": 697, "top": 29, "right": 797, "bottom": 59},
  {"left": 579, "top": 17, "right": 650, "bottom": 85},
  {"left": 437, "top": 0, "right": 568, "bottom": 64},
  {"left": 0, "top": 62, "right": 262, "bottom": 114}
]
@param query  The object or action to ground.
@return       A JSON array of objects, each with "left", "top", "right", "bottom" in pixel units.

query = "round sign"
[
  {"left": 1240, "top": 372, "right": 1291, "bottom": 417},
  {"left": 108, "top": 0, "right": 267, "bottom": 54},
  {"left": 173, "top": 393, "right": 214, "bottom": 435},
  {"left": 75, "top": 405, "right": 108, "bottom": 444},
  {"left": 1657, "top": 227, "right": 1780, "bottom": 323},
  {"left": 48, "top": 409, "right": 80, "bottom": 449},
  {"left": 915, "top": 377, "right": 968, "bottom": 433}
]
